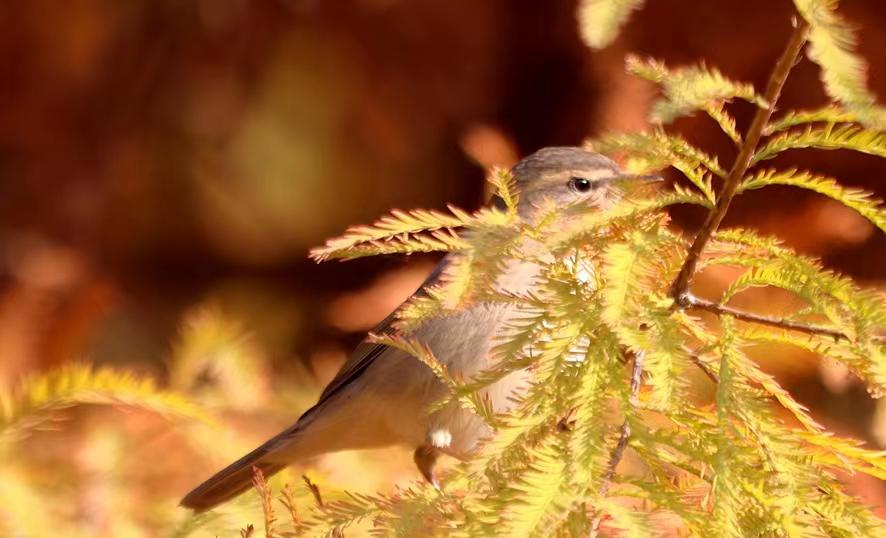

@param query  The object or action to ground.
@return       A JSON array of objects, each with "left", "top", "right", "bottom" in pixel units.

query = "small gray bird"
[{"left": 181, "top": 147, "right": 659, "bottom": 511}]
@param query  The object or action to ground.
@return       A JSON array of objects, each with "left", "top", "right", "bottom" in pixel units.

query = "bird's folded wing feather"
[{"left": 313, "top": 257, "right": 449, "bottom": 405}]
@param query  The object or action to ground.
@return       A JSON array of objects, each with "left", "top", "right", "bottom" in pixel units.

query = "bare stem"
[
  {"left": 670, "top": 19, "right": 810, "bottom": 302},
  {"left": 688, "top": 350, "right": 720, "bottom": 384},
  {"left": 601, "top": 405, "right": 633, "bottom": 484},
  {"left": 590, "top": 351, "right": 644, "bottom": 535},
  {"left": 603, "top": 351, "right": 644, "bottom": 484},
  {"left": 684, "top": 293, "right": 847, "bottom": 340}
]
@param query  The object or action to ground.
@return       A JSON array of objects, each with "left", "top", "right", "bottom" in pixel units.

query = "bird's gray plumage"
[
  {"left": 511, "top": 146, "right": 619, "bottom": 183},
  {"left": 180, "top": 146, "right": 640, "bottom": 511}
]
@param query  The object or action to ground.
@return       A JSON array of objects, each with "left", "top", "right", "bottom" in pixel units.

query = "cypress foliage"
[{"left": 259, "top": 1, "right": 886, "bottom": 535}]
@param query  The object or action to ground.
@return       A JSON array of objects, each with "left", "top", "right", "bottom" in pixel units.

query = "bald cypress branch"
[
  {"left": 591, "top": 350, "right": 644, "bottom": 536},
  {"left": 670, "top": 19, "right": 810, "bottom": 301},
  {"left": 602, "top": 350, "right": 644, "bottom": 489},
  {"left": 684, "top": 293, "right": 847, "bottom": 340}
]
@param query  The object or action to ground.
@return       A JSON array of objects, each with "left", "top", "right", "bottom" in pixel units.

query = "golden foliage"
[
  {"left": 740, "top": 168, "right": 886, "bottom": 234},
  {"left": 5, "top": 1, "right": 886, "bottom": 536},
  {"left": 577, "top": 0, "right": 646, "bottom": 49},
  {"left": 291, "top": 169, "right": 885, "bottom": 535},
  {"left": 753, "top": 124, "right": 886, "bottom": 163},
  {"left": 626, "top": 56, "right": 766, "bottom": 129},
  {"left": 271, "top": 1, "right": 886, "bottom": 534},
  {"left": 793, "top": 0, "right": 886, "bottom": 129},
  {"left": 0, "top": 362, "right": 212, "bottom": 443}
]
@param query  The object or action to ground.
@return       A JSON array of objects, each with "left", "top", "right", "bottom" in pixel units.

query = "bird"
[{"left": 180, "top": 146, "right": 661, "bottom": 512}]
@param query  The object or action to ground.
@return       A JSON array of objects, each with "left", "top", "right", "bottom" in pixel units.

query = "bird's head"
[{"left": 506, "top": 146, "right": 661, "bottom": 220}]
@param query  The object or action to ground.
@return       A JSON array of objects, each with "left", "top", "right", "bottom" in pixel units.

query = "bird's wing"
[
  {"left": 180, "top": 258, "right": 445, "bottom": 512},
  {"left": 313, "top": 257, "right": 449, "bottom": 405}
]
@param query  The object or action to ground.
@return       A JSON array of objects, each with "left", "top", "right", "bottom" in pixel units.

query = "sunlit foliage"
[
  {"left": 793, "top": 0, "right": 886, "bottom": 128},
  {"left": 224, "top": 1, "right": 886, "bottom": 536},
  {"left": 578, "top": 0, "right": 647, "bottom": 49},
  {"left": 1, "top": 1, "right": 884, "bottom": 537}
]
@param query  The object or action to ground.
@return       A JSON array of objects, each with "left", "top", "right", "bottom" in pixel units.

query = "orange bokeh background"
[{"left": 0, "top": 1, "right": 884, "bottom": 535}]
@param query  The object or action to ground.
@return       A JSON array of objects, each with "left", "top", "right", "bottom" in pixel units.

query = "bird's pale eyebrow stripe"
[
  {"left": 570, "top": 166, "right": 619, "bottom": 180},
  {"left": 597, "top": 173, "right": 664, "bottom": 185}
]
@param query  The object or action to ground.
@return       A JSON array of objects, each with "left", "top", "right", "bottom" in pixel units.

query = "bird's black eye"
[{"left": 568, "top": 176, "right": 594, "bottom": 193}]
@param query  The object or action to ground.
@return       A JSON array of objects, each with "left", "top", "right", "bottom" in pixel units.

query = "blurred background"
[{"left": 1, "top": 0, "right": 884, "bottom": 535}]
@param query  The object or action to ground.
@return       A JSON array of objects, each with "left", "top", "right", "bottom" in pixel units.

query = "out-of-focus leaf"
[
  {"left": 170, "top": 307, "right": 270, "bottom": 411},
  {"left": 794, "top": 0, "right": 886, "bottom": 128},
  {"left": 577, "top": 0, "right": 646, "bottom": 49},
  {"left": 0, "top": 363, "right": 213, "bottom": 443}
]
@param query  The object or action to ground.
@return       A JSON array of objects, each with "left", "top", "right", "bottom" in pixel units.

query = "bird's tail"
[{"left": 180, "top": 437, "right": 290, "bottom": 512}]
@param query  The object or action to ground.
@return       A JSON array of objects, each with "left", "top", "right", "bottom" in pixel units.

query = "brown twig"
[
  {"left": 688, "top": 350, "right": 720, "bottom": 384},
  {"left": 601, "top": 350, "right": 644, "bottom": 487},
  {"left": 590, "top": 351, "right": 644, "bottom": 536},
  {"left": 670, "top": 18, "right": 810, "bottom": 302},
  {"left": 684, "top": 293, "right": 847, "bottom": 340}
]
